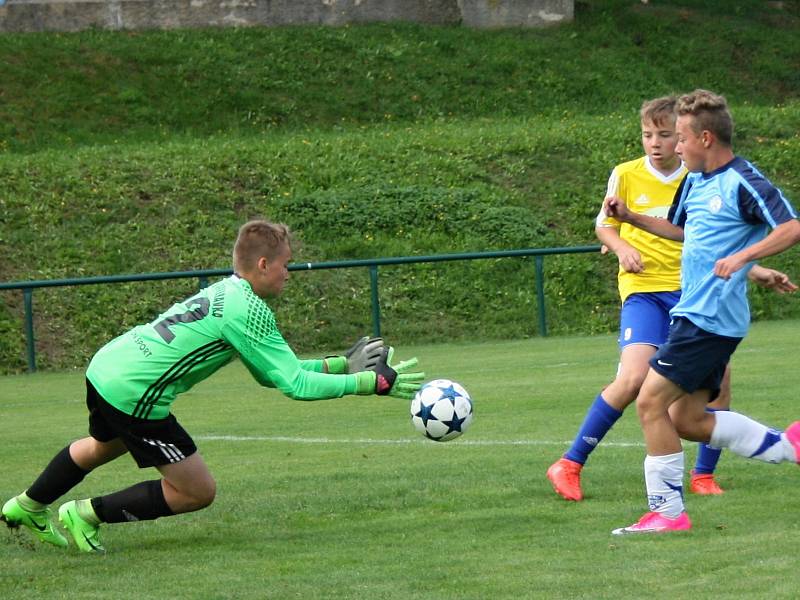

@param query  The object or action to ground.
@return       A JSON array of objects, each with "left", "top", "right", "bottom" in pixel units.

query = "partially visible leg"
[
  {"left": 612, "top": 371, "right": 697, "bottom": 535},
  {"left": 157, "top": 452, "right": 217, "bottom": 514},
  {"left": 689, "top": 366, "right": 731, "bottom": 494},
  {"left": 69, "top": 436, "right": 129, "bottom": 471},
  {"left": 637, "top": 371, "right": 695, "bottom": 516},
  {"left": 59, "top": 407, "right": 209, "bottom": 553},
  {"left": 708, "top": 411, "right": 796, "bottom": 464},
  {"left": 22, "top": 436, "right": 126, "bottom": 506},
  {"left": 547, "top": 344, "right": 655, "bottom": 501},
  {"left": 617, "top": 369, "right": 800, "bottom": 536},
  {"left": 2, "top": 436, "right": 127, "bottom": 548},
  {"left": 82, "top": 452, "right": 214, "bottom": 528},
  {"left": 668, "top": 379, "right": 797, "bottom": 464},
  {"left": 60, "top": 453, "right": 215, "bottom": 554},
  {"left": 549, "top": 293, "right": 674, "bottom": 502}
]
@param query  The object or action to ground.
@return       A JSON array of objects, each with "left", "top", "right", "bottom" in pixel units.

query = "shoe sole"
[
  {"left": 612, "top": 526, "right": 692, "bottom": 535},
  {"left": 690, "top": 486, "right": 724, "bottom": 495}
]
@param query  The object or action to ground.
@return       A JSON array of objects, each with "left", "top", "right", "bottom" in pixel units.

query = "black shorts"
[
  {"left": 649, "top": 317, "right": 742, "bottom": 400},
  {"left": 86, "top": 379, "right": 197, "bottom": 468}
]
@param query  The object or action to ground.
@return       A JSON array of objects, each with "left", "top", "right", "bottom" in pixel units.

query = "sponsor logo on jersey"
[
  {"left": 643, "top": 205, "right": 670, "bottom": 219},
  {"left": 634, "top": 194, "right": 650, "bottom": 205},
  {"left": 709, "top": 194, "right": 723, "bottom": 213},
  {"left": 129, "top": 330, "right": 153, "bottom": 358}
]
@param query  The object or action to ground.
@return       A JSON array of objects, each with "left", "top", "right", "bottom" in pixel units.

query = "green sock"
[
  {"left": 17, "top": 492, "right": 47, "bottom": 512},
  {"left": 76, "top": 499, "right": 101, "bottom": 526}
]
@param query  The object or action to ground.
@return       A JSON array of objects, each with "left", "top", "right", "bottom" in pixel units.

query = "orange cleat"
[
  {"left": 546, "top": 457, "right": 583, "bottom": 501},
  {"left": 690, "top": 471, "right": 724, "bottom": 495}
]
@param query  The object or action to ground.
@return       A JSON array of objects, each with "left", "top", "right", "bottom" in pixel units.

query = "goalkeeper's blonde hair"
[{"left": 233, "top": 219, "right": 292, "bottom": 272}]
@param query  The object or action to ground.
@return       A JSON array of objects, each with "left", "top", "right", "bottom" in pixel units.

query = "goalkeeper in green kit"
[{"left": 1, "top": 219, "right": 424, "bottom": 553}]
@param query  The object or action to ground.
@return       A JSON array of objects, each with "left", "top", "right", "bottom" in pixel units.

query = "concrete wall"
[{"left": 0, "top": 0, "right": 573, "bottom": 33}]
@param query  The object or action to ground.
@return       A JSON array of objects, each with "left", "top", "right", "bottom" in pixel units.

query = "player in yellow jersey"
[{"left": 546, "top": 96, "right": 796, "bottom": 502}]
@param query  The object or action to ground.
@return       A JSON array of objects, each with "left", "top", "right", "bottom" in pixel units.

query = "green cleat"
[
  {"left": 1, "top": 496, "right": 68, "bottom": 548},
  {"left": 58, "top": 501, "right": 105, "bottom": 553}
]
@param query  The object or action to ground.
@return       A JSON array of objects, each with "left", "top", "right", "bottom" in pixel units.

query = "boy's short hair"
[
  {"left": 676, "top": 89, "right": 734, "bottom": 146},
  {"left": 233, "top": 219, "right": 292, "bottom": 272},
  {"left": 640, "top": 96, "right": 677, "bottom": 128}
]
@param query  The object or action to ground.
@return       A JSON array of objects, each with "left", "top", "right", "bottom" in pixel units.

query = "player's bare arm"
[
  {"left": 595, "top": 225, "right": 644, "bottom": 273},
  {"left": 748, "top": 265, "right": 798, "bottom": 294},
  {"left": 603, "top": 196, "right": 684, "bottom": 241},
  {"left": 715, "top": 219, "right": 800, "bottom": 280}
]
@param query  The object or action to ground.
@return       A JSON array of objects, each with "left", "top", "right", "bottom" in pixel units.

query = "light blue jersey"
[{"left": 668, "top": 157, "right": 797, "bottom": 337}]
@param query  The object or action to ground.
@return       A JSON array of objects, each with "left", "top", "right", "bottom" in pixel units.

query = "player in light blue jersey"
[
  {"left": 546, "top": 96, "right": 796, "bottom": 503},
  {"left": 604, "top": 89, "right": 800, "bottom": 535}
]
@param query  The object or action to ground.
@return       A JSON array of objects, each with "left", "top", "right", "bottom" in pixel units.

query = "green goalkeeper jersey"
[{"left": 86, "top": 275, "right": 360, "bottom": 419}]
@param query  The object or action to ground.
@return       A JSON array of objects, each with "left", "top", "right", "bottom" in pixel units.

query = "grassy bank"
[
  {"left": 1, "top": 2, "right": 798, "bottom": 153},
  {"left": 1, "top": 1, "right": 799, "bottom": 371}
]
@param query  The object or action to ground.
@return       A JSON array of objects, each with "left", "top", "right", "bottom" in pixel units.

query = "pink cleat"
[
  {"left": 611, "top": 511, "right": 692, "bottom": 535},
  {"left": 785, "top": 421, "right": 800, "bottom": 463}
]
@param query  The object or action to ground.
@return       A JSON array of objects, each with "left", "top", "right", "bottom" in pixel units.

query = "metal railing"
[{"left": 0, "top": 245, "right": 601, "bottom": 372}]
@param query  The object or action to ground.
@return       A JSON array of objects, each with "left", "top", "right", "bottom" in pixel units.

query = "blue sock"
[
  {"left": 694, "top": 408, "right": 725, "bottom": 474},
  {"left": 564, "top": 394, "right": 623, "bottom": 465}
]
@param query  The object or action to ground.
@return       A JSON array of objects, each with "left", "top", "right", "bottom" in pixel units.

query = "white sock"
[
  {"left": 644, "top": 452, "right": 685, "bottom": 518},
  {"left": 710, "top": 411, "right": 794, "bottom": 464}
]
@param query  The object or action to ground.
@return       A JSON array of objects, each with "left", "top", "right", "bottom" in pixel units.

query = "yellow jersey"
[{"left": 596, "top": 156, "right": 685, "bottom": 302}]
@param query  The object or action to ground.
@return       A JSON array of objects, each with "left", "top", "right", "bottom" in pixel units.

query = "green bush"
[{"left": 1, "top": 1, "right": 800, "bottom": 371}]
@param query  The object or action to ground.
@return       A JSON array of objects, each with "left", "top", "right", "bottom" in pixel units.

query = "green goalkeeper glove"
[
  {"left": 353, "top": 347, "right": 425, "bottom": 399},
  {"left": 325, "top": 336, "right": 385, "bottom": 374}
]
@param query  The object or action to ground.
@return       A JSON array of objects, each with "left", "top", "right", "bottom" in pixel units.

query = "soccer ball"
[{"left": 410, "top": 379, "right": 473, "bottom": 442}]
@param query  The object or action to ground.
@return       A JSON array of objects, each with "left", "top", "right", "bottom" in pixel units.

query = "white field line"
[{"left": 196, "top": 434, "right": 645, "bottom": 447}]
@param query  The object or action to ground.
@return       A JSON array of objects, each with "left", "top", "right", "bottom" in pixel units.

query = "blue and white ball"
[{"left": 410, "top": 379, "right": 473, "bottom": 442}]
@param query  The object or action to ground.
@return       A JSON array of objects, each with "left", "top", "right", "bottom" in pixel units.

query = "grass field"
[{"left": 2, "top": 320, "right": 800, "bottom": 599}]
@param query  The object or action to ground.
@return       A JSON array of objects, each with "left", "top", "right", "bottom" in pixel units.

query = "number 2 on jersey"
[{"left": 154, "top": 296, "right": 210, "bottom": 343}]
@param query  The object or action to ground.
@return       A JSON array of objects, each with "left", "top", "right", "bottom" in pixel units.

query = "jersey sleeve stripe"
[
  {"left": 669, "top": 176, "right": 690, "bottom": 228},
  {"left": 596, "top": 168, "right": 621, "bottom": 228},
  {"left": 595, "top": 206, "right": 616, "bottom": 228},
  {"left": 734, "top": 159, "right": 797, "bottom": 227}
]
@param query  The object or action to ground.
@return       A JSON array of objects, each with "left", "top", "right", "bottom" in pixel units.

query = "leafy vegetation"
[{"left": 1, "top": 1, "right": 800, "bottom": 371}]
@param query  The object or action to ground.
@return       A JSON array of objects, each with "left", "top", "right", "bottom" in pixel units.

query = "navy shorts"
[
  {"left": 86, "top": 379, "right": 197, "bottom": 468},
  {"left": 649, "top": 317, "right": 742, "bottom": 399},
  {"left": 618, "top": 291, "right": 681, "bottom": 349}
]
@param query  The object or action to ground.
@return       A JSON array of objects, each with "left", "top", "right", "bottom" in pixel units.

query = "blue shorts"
[
  {"left": 649, "top": 317, "right": 742, "bottom": 398},
  {"left": 618, "top": 291, "right": 681, "bottom": 349}
]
